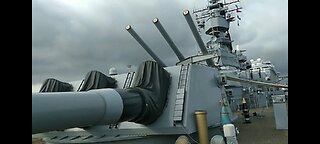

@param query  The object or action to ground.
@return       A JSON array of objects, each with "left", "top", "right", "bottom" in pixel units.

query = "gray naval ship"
[{"left": 32, "top": 0, "right": 288, "bottom": 143}]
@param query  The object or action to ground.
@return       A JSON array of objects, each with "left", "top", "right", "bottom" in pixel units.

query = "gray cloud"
[{"left": 32, "top": 0, "right": 288, "bottom": 91}]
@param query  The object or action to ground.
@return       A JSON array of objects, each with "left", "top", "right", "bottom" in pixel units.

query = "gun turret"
[{"left": 32, "top": 61, "right": 170, "bottom": 134}]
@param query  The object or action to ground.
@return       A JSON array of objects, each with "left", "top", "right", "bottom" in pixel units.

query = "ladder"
[
  {"left": 173, "top": 64, "right": 189, "bottom": 122},
  {"left": 123, "top": 72, "right": 135, "bottom": 89}
]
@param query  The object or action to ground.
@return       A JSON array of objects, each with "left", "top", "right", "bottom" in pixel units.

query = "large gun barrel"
[
  {"left": 126, "top": 25, "right": 166, "bottom": 67},
  {"left": 32, "top": 88, "right": 143, "bottom": 134},
  {"left": 32, "top": 61, "right": 170, "bottom": 134},
  {"left": 183, "top": 10, "right": 215, "bottom": 67},
  {"left": 152, "top": 18, "right": 185, "bottom": 61},
  {"left": 32, "top": 89, "right": 123, "bottom": 134}
]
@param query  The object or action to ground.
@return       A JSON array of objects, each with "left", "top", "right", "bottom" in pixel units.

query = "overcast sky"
[{"left": 32, "top": 0, "right": 288, "bottom": 92}]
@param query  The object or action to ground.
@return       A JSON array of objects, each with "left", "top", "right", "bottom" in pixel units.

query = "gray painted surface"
[
  {"left": 34, "top": 64, "right": 226, "bottom": 143},
  {"left": 205, "top": 17, "right": 229, "bottom": 31},
  {"left": 183, "top": 64, "right": 222, "bottom": 133},
  {"left": 35, "top": 127, "right": 222, "bottom": 144},
  {"left": 272, "top": 95, "right": 288, "bottom": 129},
  {"left": 86, "top": 64, "right": 224, "bottom": 135},
  {"left": 32, "top": 89, "right": 123, "bottom": 134},
  {"left": 32, "top": 0, "right": 287, "bottom": 143}
]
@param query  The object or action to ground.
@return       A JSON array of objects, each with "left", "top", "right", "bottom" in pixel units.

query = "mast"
[{"left": 192, "top": 0, "right": 243, "bottom": 68}]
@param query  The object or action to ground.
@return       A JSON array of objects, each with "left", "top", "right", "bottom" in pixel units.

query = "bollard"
[
  {"left": 195, "top": 110, "right": 209, "bottom": 144},
  {"left": 242, "top": 98, "right": 251, "bottom": 124}
]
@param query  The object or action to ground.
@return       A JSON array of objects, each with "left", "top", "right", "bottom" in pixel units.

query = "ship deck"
[
  {"left": 33, "top": 104, "right": 288, "bottom": 144},
  {"left": 234, "top": 105, "right": 288, "bottom": 144}
]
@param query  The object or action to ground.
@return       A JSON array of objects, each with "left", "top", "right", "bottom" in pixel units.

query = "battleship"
[{"left": 32, "top": 0, "right": 288, "bottom": 143}]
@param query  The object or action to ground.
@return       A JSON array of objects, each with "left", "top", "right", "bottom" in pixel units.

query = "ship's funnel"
[
  {"left": 183, "top": 10, "right": 215, "bottom": 67},
  {"left": 126, "top": 25, "right": 166, "bottom": 67},
  {"left": 152, "top": 18, "right": 185, "bottom": 61}
]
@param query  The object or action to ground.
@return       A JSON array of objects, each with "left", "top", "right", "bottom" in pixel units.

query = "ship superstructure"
[{"left": 32, "top": 0, "right": 287, "bottom": 143}]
